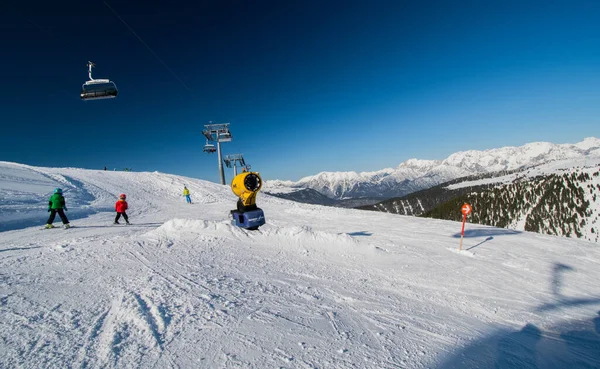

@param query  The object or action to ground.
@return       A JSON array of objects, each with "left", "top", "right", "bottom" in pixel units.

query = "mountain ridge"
[{"left": 264, "top": 137, "right": 600, "bottom": 202}]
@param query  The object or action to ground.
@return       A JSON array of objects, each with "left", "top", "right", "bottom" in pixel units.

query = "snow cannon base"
[{"left": 230, "top": 208, "right": 265, "bottom": 230}]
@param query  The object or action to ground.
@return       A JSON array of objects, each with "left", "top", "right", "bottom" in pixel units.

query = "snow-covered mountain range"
[{"left": 264, "top": 137, "right": 600, "bottom": 202}]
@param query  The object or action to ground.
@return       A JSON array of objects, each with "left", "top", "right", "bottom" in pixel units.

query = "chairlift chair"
[
  {"left": 203, "top": 140, "right": 216, "bottom": 153},
  {"left": 81, "top": 62, "right": 118, "bottom": 101},
  {"left": 218, "top": 131, "right": 232, "bottom": 142}
]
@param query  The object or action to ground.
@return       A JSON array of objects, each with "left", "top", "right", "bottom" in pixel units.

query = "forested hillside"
[{"left": 360, "top": 164, "right": 600, "bottom": 243}]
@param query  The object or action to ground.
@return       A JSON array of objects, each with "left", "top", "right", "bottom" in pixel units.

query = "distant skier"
[
  {"left": 45, "top": 188, "right": 70, "bottom": 229},
  {"left": 183, "top": 185, "right": 192, "bottom": 204},
  {"left": 114, "top": 193, "right": 130, "bottom": 225}
]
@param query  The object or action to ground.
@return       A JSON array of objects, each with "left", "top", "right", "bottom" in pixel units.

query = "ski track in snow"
[{"left": 0, "top": 163, "right": 599, "bottom": 368}]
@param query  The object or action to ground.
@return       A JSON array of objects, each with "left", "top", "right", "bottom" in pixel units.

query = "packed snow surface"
[{"left": 1, "top": 161, "right": 599, "bottom": 368}]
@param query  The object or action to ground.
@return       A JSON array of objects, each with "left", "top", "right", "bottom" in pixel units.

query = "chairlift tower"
[
  {"left": 224, "top": 154, "right": 247, "bottom": 177},
  {"left": 202, "top": 122, "right": 233, "bottom": 185}
]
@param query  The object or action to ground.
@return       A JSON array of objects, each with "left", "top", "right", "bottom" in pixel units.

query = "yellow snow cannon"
[
  {"left": 231, "top": 171, "right": 262, "bottom": 207},
  {"left": 230, "top": 171, "right": 265, "bottom": 230}
]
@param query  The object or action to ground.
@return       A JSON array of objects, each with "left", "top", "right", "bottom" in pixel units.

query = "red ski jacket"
[{"left": 115, "top": 199, "right": 128, "bottom": 213}]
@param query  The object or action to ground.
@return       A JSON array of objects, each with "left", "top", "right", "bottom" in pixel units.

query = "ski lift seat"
[
  {"left": 203, "top": 143, "right": 216, "bottom": 153},
  {"left": 219, "top": 132, "right": 232, "bottom": 142},
  {"left": 81, "top": 80, "right": 118, "bottom": 100}
]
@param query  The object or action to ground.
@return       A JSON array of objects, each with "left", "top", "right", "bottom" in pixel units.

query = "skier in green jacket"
[{"left": 45, "top": 188, "right": 70, "bottom": 229}]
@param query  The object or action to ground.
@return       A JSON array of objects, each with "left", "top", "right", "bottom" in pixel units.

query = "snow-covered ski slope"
[{"left": 1, "top": 161, "right": 599, "bottom": 368}]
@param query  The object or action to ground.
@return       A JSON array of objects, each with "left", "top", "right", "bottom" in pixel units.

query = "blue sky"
[{"left": 1, "top": 0, "right": 599, "bottom": 183}]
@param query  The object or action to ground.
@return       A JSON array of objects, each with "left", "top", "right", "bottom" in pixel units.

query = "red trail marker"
[{"left": 460, "top": 203, "right": 472, "bottom": 251}]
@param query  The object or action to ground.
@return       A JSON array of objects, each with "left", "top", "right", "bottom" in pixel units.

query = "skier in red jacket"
[{"left": 114, "top": 194, "right": 130, "bottom": 225}]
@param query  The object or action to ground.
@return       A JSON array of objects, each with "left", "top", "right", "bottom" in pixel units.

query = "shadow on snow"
[
  {"left": 466, "top": 236, "right": 494, "bottom": 251},
  {"left": 345, "top": 231, "right": 373, "bottom": 237},
  {"left": 0, "top": 246, "right": 43, "bottom": 253},
  {"left": 437, "top": 263, "right": 600, "bottom": 368},
  {"left": 73, "top": 223, "right": 164, "bottom": 229},
  {"left": 452, "top": 228, "right": 521, "bottom": 239},
  {"left": 0, "top": 174, "right": 108, "bottom": 233},
  {"left": 0, "top": 208, "right": 113, "bottom": 233},
  {"left": 437, "top": 313, "right": 600, "bottom": 369}
]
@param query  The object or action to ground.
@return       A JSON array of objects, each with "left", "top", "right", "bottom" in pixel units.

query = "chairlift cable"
[{"left": 103, "top": 0, "right": 192, "bottom": 93}]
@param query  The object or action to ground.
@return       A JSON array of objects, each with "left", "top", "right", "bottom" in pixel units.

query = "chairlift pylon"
[{"left": 80, "top": 61, "right": 118, "bottom": 101}]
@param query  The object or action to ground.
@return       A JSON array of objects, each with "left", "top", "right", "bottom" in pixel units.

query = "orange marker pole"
[
  {"left": 459, "top": 203, "right": 471, "bottom": 251},
  {"left": 459, "top": 213, "right": 466, "bottom": 251}
]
